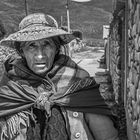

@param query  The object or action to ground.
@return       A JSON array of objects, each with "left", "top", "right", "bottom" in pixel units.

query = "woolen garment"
[{"left": 0, "top": 54, "right": 114, "bottom": 139}]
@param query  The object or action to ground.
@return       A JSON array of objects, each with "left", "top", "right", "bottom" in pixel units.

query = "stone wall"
[
  {"left": 108, "top": 0, "right": 140, "bottom": 139},
  {"left": 108, "top": 0, "right": 125, "bottom": 103},
  {"left": 106, "top": 1, "right": 127, "bottom": 139},
  {"left": 109, "top": 18, "right": 122, "bottom": 103},
  {"left": 127, "top": 0, "right": 140, "bottom": 139}
]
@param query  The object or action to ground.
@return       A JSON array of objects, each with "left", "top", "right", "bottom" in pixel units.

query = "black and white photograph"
[{"left": 0, "top": 0, "right": 138, "bottom": 140}]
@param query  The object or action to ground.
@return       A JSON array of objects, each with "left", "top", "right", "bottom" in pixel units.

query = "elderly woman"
[{"left": 0, "top": 13, "right": 119, "bottom": 140}]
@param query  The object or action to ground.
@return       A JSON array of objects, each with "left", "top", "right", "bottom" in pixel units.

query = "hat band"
[{"left": 21, "top": 22, "right": 55, "bottom": 30}]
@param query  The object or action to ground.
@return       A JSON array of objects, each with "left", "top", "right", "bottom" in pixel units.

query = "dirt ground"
[
  {"left": 72, "top": 49, "right": 104, "bottom": 59},
  {"left": 72, "top": 48, "right": 105, "bottom": 76}
]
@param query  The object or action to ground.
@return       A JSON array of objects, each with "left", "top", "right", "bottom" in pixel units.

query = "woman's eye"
[
  {"left": 28, "top": 44, "right": 36, "bottom": 50},
  {"left": 44, "top": 40, "right": 52, "bottom": 46}
]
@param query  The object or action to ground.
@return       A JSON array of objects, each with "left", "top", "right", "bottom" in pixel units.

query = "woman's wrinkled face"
[{"left": 21, "top": 38, "right": 57, "bottom": 75}]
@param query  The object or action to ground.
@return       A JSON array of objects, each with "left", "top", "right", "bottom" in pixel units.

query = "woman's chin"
[{"left": 32, "top": 67, "right": 49, "bottom": 75}]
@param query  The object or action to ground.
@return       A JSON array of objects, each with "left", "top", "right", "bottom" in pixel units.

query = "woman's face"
[{"left": 21, "top": 38, "right": 57, "bottom": 75}]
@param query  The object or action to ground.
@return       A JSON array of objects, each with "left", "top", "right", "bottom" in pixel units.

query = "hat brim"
[{"left": 0, "top": 26, "right": 75, "bottom": 47}]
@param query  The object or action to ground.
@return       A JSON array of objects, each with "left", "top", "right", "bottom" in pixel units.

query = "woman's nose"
[{"left": 36, "top": 48, "right": 44, "bottom": 59}]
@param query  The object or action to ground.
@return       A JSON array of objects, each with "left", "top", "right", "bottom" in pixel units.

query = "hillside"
[{"left": 0, "top": 0, "right": 113, "bottom": 42}]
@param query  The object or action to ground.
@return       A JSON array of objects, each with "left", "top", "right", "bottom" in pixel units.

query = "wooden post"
[
  {"left": 124, "top": 0, "right": 128, "bottom": 114},
  {"left": 108, "top": 37, "right": 110, "bottom": 72},
  {"left": 124, "top": 0, "right": 136, "bottom": 140},
  {"left": 25, "top": 0, "right": 28, "bottom": 16},
  {"left": 121, "top": 15, "right": 125, "bottom": 103},
  {"left": 61, "top": 16, "right": 63, "bottom": 27},
  {"left": 66, "top": 0, "right": 70, "bottom": 33}
]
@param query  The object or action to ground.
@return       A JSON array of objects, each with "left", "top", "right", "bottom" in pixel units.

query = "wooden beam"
[{"left": 25, "top": 0, "right": 29, "bottom": 16}]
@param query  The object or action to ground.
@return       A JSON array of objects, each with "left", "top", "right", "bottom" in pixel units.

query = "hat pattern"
[{"left": 1, "top": 13, "right": 75, "bottom": 46}]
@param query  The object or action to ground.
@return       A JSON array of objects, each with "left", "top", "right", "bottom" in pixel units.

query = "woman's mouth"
[{"left": 35, "top": 63, "right": 46, "bottom": 67}]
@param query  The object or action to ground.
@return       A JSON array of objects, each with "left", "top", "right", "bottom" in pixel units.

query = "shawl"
[{"left": 0, "top": 54, "right": 113, "bottom": 139}]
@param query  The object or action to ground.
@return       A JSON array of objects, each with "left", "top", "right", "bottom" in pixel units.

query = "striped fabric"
[{"left": 0, "top": 54, "right": 113, "bottom": 139}]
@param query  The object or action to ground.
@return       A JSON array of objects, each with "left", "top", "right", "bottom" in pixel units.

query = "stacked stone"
[
  {"left": 109, "top": 20, "right": 122, "bottom": 103},
  {"left": 127, "top": 0, "right": 140, "bottom": 139},
  {"left": 95, "top": 69, "right": 128, "bottom": 139},
  {"left": 95, "top": 70, "right": 115, "bottom": 104},
  {"left": 108, "top": 18, "right": 128, "bottom": 139}
]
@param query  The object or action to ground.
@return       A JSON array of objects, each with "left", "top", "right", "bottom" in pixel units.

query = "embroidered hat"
[{"left": 0, "top": 13, "right": 75, "bottom": 47}]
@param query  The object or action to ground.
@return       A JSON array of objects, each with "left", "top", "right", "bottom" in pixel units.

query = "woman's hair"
[
  {"left": 14, "top": 41, "right": 22, "bottom": 55},
  {"left": 52, "top": 36, "right": 61, "bottom": 54}
]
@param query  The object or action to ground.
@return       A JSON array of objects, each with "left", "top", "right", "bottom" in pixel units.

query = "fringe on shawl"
[{"left": 0, "top": 111, "right": 31, "bottom": 140}]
